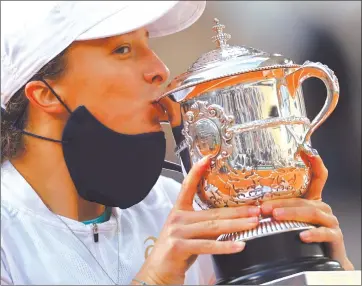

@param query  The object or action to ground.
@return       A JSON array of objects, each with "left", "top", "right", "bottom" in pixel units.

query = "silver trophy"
[{"left": 159, "top": 19, "right": 343, "bottom": 284}]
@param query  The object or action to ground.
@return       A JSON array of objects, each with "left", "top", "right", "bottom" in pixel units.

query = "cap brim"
[{"left": 76, "top": 1, "right": 206, "bottom": 41}]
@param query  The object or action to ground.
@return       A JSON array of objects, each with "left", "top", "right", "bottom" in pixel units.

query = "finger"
[
  {"left": 175, "top": 156, "right": 211, "bottom": 210},
  {"left": 178, "top": 217, "right": 259, "bottom": 239},
  {"left": 187, "top": 205, "right": 261, "bottom": 223},
  {"left": 152, "top": 102, "right": 168, "bottom": 123},
  {"left": 299, "top": 227, "right": 342, "bottom": 244},
  {"left": 180, "top": 239, "right": 246, "bottom": 255},
  {"left": 168, "top": 206, "right": 260, "bottom": 226},
  {"left": 158, "top": 96, "right": 182, "bottom": 127},
  {"left": 261, "top": 198, "right": 332, "bottom": 216},
  {"left": 272, "top": 207, "right": 339, "bottom": 228},
  {"left": 300, "top": 150, "right": 328, "bottom": 200},
  {"left": 300, "top": 227, "right": 349, "bottom": 268}
]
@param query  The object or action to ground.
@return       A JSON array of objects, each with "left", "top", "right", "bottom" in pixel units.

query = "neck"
[{"left": 11, "top": 137, "right": 105, "bottom": 222}]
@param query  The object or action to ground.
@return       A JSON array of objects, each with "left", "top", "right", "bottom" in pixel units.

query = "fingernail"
[
  {"left": 300, "top": 231, "right": 311, "bottom": 241},
  {"left": 248, "top": 207, "right": 261, "bottom": 216},
  {"left": 247, "top": 217, "right": 259, "bottom": 223},
  {"left": 201, "top": 155, "right": 212, "bottom": 164},
  {"left": 273, "top": 208, "right": 284, "bottom": 217},
  {"left": 234, "top": 241, "right": 246, "bottom": 251},
  {"left": 307, "top": 150, "right": 319, "bottom": 160}
]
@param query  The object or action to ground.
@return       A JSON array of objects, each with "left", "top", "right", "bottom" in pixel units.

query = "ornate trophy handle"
[{"left": 284, "top": 61, "right": 340, "bottom": 144}]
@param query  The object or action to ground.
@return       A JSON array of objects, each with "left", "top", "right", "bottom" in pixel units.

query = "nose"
[{"left": 143, "top": 51, "right": 170, "bottom": 86}]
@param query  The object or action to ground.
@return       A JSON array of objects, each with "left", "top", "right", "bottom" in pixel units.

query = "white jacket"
[{"left": 1, "top": 161, "right": 214, "bottom": 285}]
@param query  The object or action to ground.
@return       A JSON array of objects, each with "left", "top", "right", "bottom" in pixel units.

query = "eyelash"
[{"left": 113, "top": 45, "right": 131, "bottom": 55}]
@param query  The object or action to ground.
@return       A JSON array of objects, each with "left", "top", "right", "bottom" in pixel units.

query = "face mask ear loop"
[
  {"left": 40, "top": 79, "right": 72, "bottom": 114},
  {"left": 10, "top": 79, "right": 72, "bottom": 144},
  {"left": 11, "top": 101, "right": 65, "bottom": 143}
]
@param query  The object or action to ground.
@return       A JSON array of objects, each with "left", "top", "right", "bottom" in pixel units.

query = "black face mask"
[
  {"left": 62, "top": 105, "right": 167, "bottom": 208},
  {"left": 11, "top": 80, "right": 181, "bottom": 209}
]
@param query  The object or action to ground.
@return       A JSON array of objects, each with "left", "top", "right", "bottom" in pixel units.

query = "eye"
[{"left": 113, "top": 45, "right": 131, "bottom": 55}]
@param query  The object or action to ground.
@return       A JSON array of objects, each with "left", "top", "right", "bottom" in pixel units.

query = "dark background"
[{"left": 152, "top": 1, "right": 361, "bottom": 269}]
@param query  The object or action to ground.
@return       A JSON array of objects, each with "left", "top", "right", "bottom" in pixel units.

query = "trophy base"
[{"left": 212, "top": 230, "right": 343, "bottom": 285}]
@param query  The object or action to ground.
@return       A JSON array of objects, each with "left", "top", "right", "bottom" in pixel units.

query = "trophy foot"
[
  {"left": 217, "top": 217, "right": 315, "bottom": 242},
  {"left": 212, "top": 230, "right": 343, "bottom": 285}
]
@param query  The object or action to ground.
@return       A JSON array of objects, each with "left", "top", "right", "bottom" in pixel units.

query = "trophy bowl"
[{"left": 158, "top": 19, "right": 343, "bottom": 285}]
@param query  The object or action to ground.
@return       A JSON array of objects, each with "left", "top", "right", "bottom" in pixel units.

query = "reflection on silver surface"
[
  {"left": 192, "top": 118, "right": 221, "bottom": 157},
  {"left": 169, "top": 19, "right": 340, "bottom": 241},
  {"left": 179, "top": 82, "right": 312, "bottom": 209},
  {"left": 159, "top": 18, "right": 297, "bottom": 102}
]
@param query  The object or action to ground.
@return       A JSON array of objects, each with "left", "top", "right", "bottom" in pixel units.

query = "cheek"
[
  {"left": 75, "top": 70, "right": 142, "bottom": 105},
  {"left": 62, "top": 63, "right": 159, "bottom": 134},
  {"left": 94, "top": 94, "right": 158, "bottom": 134},
  {"left": 65, "top": 59, "right": 143, "bottom": 108},
  {"left": 88, "top": 73, "right": 147, "bottom": 126}
]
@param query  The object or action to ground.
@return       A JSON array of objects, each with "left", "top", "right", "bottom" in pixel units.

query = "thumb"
[
  {"left": 158, "top": 96, "right": 182, "bottom": 128},
  {"left": 299, "top": 147, "right": 328, "bottom": 200},
  {"left": 175, "top": 156, "right": 211, "bottom": 210}
]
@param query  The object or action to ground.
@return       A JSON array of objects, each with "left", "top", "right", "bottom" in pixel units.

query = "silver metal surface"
[
  {"left": 217, "top": 217, "right": 315, "bottom": 242},
  {"left": 178, "top": 80, "right": 313, "bottom": 209},
  {"left": 158, "top": 18, "right": 297, "bottom": 102},
  {"left": 166, "top": 18, "right": 340, "bottom": 239}
]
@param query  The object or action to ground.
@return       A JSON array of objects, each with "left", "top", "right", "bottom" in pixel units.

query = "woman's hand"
[
  {"left": 261, "top": 149, "right": 354, "bottom": 271},
  {"left": 133, "top": 156, "right": 261, "bottom": 285}
]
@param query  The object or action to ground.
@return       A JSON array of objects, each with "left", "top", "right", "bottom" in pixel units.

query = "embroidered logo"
[{"left": 144, "top": 236, "right": 157, "bottom": 259}]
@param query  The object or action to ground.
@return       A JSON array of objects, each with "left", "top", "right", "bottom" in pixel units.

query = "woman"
[{"left": 1, "top": 1, "right": 354, "bottom": 285}]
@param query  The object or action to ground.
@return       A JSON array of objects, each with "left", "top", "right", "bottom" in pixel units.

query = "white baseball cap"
[{"left": 1, "top": 1, "right": 206, "bottom": 109}]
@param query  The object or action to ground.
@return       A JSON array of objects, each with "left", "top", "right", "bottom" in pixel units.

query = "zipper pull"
[{"left": 92, "top": 223, "right": 99, "bottom": 243}]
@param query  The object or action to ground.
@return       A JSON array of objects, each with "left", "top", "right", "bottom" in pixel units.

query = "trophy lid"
[{"left": 161, "top": 18, "right": 298, "bottom": 102}]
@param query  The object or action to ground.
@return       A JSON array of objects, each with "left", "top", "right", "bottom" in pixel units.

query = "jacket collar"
[{"left": 1, "top": 160, "right": 119, "bottom": 231}]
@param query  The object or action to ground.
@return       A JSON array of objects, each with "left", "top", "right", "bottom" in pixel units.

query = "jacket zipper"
[{"left": 92, "top": 223, "right": 99, "bottom": 243}]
